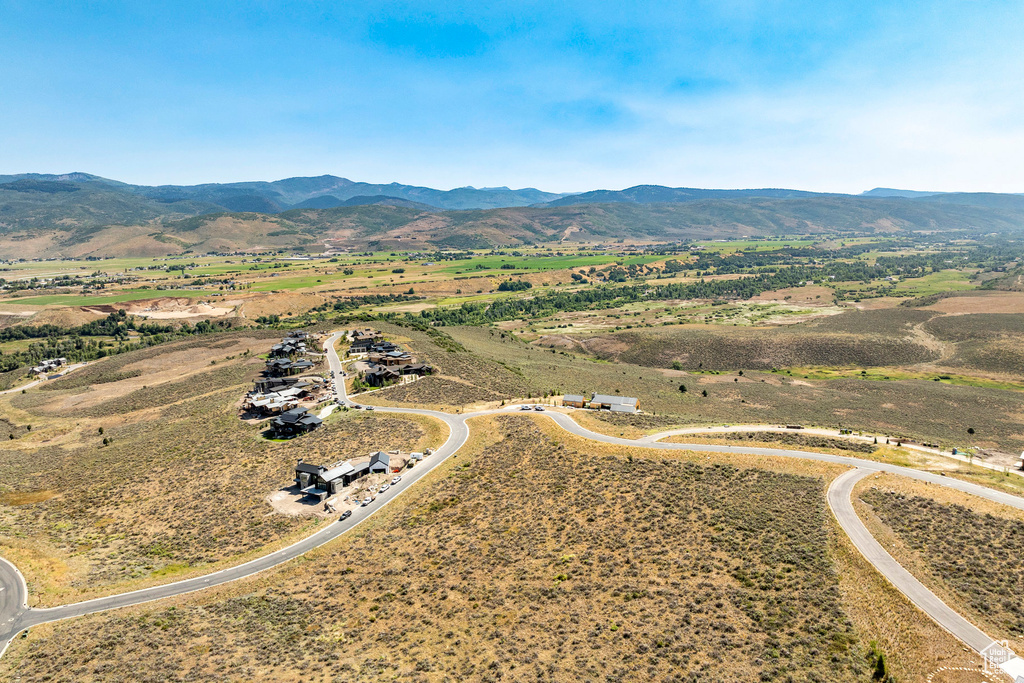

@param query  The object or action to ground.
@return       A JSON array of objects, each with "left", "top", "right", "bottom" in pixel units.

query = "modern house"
[
  {"left": 368, "top": 451, "right": 390, "bottom": 473},
  {"left": 562, "top": 394, "right": 586, "bottom": 408},
  {"left": 271, "top": 406, "right": 323, "bottom": 437},
  {"left": 270, "top": 339, "right": 307, "bottom": 357},
  {"left": 265, "top": 358, "right": 315, "bottom": 377},
  {"left": 32, "top": 357, "right": 67, "bottom": 374},
  {"left": 349, "top": 329, "right": 382, "bottom": 353},
  {"left": 254, "top": 375, "right": 299, "bottom": 392},
  {"left": 294, "top": 459, "right": 366, "bottom": 500},
  {"left": 398, "top": 363, "right": 433, "bottom": 377},
  {"left": 364, "top": 366, "right": 401, "bottom": 387},
  {"left": 371, "top": 349, "right": 414, "bottom": 367},
  {"left": 588, "top": 393, "right": 639, "bottom": 413}
]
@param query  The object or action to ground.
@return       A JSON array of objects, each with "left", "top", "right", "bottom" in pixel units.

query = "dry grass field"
[
  {"left": 431, "top": 326, "right": 1024, "bottom": 452},
  {"left": 857, "top": 474, "right": 1024, "bottom": 653},
  {"left": 571, "top": 323, "right": 938, "bottom": 372},
  {"left": 0, "top": 335, "right": 442, "bottom": 605},
  {"left": 0, "top": 414, "right": 951, "bottom": 683},
  {"left": 660, "top": 431, "right": 879, "bottom": 453}
]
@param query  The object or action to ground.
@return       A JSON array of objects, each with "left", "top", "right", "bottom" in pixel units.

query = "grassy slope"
[
  {"left": 428, "top": 325, "right": 1024, "bottom": 452},
  {"left": 3, "top": 415, "right": 880, "bottom": 683},
  {"left": 856, "top": 475, "right": 1024, "bottom": 652},
  {"left": 0, "top": 334, "right": 438, "bottom": 604}
]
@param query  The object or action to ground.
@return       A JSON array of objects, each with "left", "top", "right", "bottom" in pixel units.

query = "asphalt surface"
[
  {"left": 828, "top": 469, "right": 994, "bottom": 653},
  {"left": 0, "top": 332, "right": 1018, "bottom": 661}
]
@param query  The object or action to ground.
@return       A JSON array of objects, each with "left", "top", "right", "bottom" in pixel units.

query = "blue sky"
[{"left": 1, "top": 1, "right": 1022, "bottom": 192}]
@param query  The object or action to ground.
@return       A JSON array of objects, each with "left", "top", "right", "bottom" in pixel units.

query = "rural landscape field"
[
  {"left": 5, "top": 2, "right": 1024, "bottom": 682},
  {"left": 2, "top": 193, "right": 1024, "bottom": 682}
]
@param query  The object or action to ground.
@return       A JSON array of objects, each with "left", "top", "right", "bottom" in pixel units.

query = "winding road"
[{"left": 0, "top": 331, "right": 1018, "bottom": 668}]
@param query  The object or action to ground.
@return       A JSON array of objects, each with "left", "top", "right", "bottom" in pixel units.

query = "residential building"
[
  {"left": 271, "top": 406, "right": 323, "bottom": 437},
  {"left": 589, "top": 393, "right": 639, "bottom": 413}
]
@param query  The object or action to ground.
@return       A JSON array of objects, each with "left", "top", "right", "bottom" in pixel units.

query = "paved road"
[
  {"left": 1, "top": 334, "right": 1018, "bottom": 661},
  {"left": 645, "top": 423, "right": 1021, "bottom": 477},
  {"left": 828, "top": 469, "right": 994, "bottom": 653}
]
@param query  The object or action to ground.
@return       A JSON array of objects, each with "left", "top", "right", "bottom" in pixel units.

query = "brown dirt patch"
[
  {"left": 0, "top": 489, "right": 57, "bottom": 505},
  {"left": 926, "top": 292, "right": 1024, "bottom": 314}
]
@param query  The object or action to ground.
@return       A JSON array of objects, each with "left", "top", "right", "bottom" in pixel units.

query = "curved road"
[{"left": 0, "top": 331, "right": 1017, "bottom": 664}]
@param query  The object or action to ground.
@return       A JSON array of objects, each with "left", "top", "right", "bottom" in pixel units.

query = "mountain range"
[{"left": 1, "top": 172, "right": 1023, "bottom": 258}]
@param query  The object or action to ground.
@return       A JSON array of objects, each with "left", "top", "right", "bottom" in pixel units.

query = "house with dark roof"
[
  {"left": 254, "top": 375, "right": 301, "bottom": 392},
  {"left": 271, "top": 406, "right": 323, "bottom": 437},
  {"left": 398, "top": 363, "right": 433, "bottom": 377},
  {"left": 367, "top": 340, "right": 399, "bottom": 353},
  {"left": 349, "top": 329, "right": 382, "bottom": 353},
  {"left": 265, "top": 358, "right": 316, "bottom": 377},
  {"left": 294, "top": 460, "right": 360, "bottom": 500},
  {"left": 364, "top": 366, "right": 400, "bottom": 387},
  {"left": 368, "top": 451, "right": 391, "bottom": 473},
  {"left": 270, "top": 339, "right": 307, "bottom": 357}
]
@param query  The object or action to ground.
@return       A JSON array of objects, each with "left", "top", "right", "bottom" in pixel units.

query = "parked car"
[
  {"left": 380, "top": 483, "right": 390, "bottom": 493},
  {"left": 534, "top": 405, "right": 545, "bottom": 411},
  {"left": 520, "top": 405, "right": 532, "bottom": 411},
  {"left": 366, "top": 405, "right": 375, "bottom": 411},
  {"left": 362, "top": 496, "right": 373, "bottom": 506},
  {"left": 352, "top": 404, "right": 363, "bottom": 409},
  {"left": 391, "top": 476, "right": 402, "bottom": 485},
  {"left": 339, "top": 510, "right": 352, "bottom": 521}
]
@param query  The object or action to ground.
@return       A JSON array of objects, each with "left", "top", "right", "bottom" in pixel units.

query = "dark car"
[{"left": 339, "top": 510, "right": 352, "bottom": 521}]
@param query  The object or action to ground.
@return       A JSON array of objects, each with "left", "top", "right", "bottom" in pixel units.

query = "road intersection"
[{"left": 0, "top": 331, "right": 1018, "bottom": 668}]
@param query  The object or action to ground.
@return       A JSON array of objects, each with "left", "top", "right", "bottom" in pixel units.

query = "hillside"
[
  {"left": 4, "top": 172, "right": 1024, "bottom": 257},
  {"left": 0, "top": 173, "right": 568, "bottom": 222},
  {"left": 5, "top": 194, "right": 1024, "bottom": 258}
]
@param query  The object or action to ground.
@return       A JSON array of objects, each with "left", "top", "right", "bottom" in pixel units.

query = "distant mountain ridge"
[
  {"left": 3, "top": 173, "right": 1024, "bottom": 258},
  {"left": 540, "top": 184, "right": 832, "bottom": 207},
  {"left": 0, "top": 172, "right": 567, "bottom": 213}
]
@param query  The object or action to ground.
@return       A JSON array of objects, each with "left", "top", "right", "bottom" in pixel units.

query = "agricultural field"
[{"left": 1, "top": 415, "right": 972, "bottom": 683}]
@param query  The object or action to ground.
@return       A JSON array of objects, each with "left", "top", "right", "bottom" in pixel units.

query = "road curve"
[
  {"left": 827, "top": 469, "right": 993, "bottom": 653},
  {"left": 0, "top": 333, "right": 1018, "bottom": 661}
]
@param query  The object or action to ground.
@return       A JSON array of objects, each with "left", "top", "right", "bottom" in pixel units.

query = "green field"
[
  {"left": 436, "top": 252, "right": 665, "bottom": 273},
  {"left": 3, "top": 289, "right": 217, "bottom": 306},
  {"left": 692, "top": 238, "right": 817, "bottom": 253}
]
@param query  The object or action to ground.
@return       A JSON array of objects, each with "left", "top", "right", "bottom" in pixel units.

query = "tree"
[
  {"left": 679, "top": 384, "right": 687, "bottom": 393},
  {"left": 701, "top": 389, "right": 708, "bottom": 397}
]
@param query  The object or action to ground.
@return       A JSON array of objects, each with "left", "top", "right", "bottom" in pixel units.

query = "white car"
[
  {"left": 362, "top": 496, "right": 374, "bottom": 506},
  {"left": 520, "top": 405, "right": 532, "bottom": 411},
  {"left": 534, "top": 405, "right": 545, "bottom": 411},
  {"left": 391, "top": 476, "right": 402, "bottom": 485},
  {"left": 380, "top": 483, "right": 390, "bottom": 493}
]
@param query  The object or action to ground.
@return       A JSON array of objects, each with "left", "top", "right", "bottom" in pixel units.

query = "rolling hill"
[
  {"left": 0, "top": 173, "right": 568, "bottom": 224},
  {"left": 3, "top": 194, "right": 1024, "bottom": 259},
  {"left": 3, "top": 172, "right": 1024, "bottom": 258}
]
